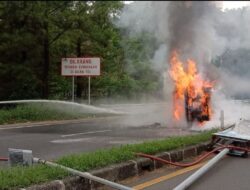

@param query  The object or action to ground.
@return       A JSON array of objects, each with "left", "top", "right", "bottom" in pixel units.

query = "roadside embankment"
[{"left": 0, "top": 130, "right": 215, "bottom": 189}]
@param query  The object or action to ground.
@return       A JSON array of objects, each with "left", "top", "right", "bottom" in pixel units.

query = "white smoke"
[
  {"left": 118, "top": 2, "right": 222, "bottom": 66},
  {"left": 115, "top": 1, "right": 250, "bottom": 127},
  {"left": 117, "top": 1, "right": 250, "bottom": 76}
]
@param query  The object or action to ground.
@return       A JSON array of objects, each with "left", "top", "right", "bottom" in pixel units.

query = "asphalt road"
[
  {"left": 0, "top": 103, "right": 194, "bottom": 160},
  {"left": 126, "top": 155, "right": 250, "bottom": 190},
  {"left": 0, "top": 99, "right": 236, "bottom": 161},
  {"left": 1, "top": 102, "right": 249, "bottom": 189}
]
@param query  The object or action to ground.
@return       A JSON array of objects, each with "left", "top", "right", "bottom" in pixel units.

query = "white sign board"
[{"left": 61, "top": 57, "right": 100, "bottom": 76}]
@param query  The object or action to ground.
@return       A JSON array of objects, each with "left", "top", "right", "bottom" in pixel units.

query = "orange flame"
[{"left": 168, "top": 51, "right": 213, "bottom": 125}]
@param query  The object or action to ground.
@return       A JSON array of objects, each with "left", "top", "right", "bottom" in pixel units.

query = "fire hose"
[
  {"left": 0, "top": 157, "right": 8, "bottom": 161},
  {"left": 136, "top": 145, "right": 250, "bottom": 168},
  {"left": 137, "top": 145, "right": 249, "bottom": 190}
]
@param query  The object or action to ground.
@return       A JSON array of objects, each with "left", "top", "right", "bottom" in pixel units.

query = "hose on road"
[
  {"left": 136, "top": 145, "right": 250, "bottom": 167},
  {"left": 0, "top": 157, "right": 8, "bottom": 161}
]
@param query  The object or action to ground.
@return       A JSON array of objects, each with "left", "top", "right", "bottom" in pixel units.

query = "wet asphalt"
[
  {"left": 125, "top": 154, "right": 250, "bottom": 190},
  {"left": 0, "top": 110, "right": 193, "bottom": 160}
]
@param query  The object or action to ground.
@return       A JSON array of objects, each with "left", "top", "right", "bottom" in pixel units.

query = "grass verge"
[
  {"left": 0, "top": 104, "right": 114, "bottom": 125},
  {"left": 0, "top": 130, "right": 215, "bottom": 189}
]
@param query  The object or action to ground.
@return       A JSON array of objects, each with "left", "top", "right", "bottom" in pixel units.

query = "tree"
[{"left": 0, "top": 1, "right": 163, "bottom": 101}]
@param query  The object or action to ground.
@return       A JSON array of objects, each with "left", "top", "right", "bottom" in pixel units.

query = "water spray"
[{"left": 0, "top": 99, "right": 125, "bottom": 114}]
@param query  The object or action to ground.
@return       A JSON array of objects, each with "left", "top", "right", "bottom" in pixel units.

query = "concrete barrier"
[{"left": 20, "top": 142, "right": 209, "bottom": 190}]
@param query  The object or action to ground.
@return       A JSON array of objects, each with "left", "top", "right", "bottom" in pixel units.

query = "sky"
[
  {"left": 222, "top": 1, "right": 249, "bottom": 11},
  {"left": 123, "top": 1, "right": 250, "bottom": 11}
]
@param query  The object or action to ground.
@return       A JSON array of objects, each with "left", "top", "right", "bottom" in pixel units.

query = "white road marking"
[
  {"left": 61, "top": 129, "right": 111, "bottom": 138},
  {"left": 50, "top": 138, "right": 92, "bottom": 144},
  {"left": 109, "top": 140, "right": 142, "bottom": 144}
]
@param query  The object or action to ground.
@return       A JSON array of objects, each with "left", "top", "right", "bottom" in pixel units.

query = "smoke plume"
[
  {"left": 116, "top": 1, "right": 250, "bottom": 126},
  {"left": 117, "top": 1, "right": 250, "bottom": 84}
]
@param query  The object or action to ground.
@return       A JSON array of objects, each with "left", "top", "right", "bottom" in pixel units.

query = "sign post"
[
  {"left": 72, "top": 76, "right": 75, "bottom": 102},
  {"left": 61, "top": 57, "right": 100, "bottom": 104},
  {"left": 88, "top": 76, "right": 91, "bottom": 105}
]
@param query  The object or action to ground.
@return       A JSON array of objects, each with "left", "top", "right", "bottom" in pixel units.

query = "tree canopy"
[{"left": 0, "top": 1, "right": 163, "bottom": 102}]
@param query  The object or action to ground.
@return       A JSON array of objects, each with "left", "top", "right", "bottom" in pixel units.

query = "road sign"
[
  {"left": 61, "top": 57, "right": 101, "bottom": 104},
  {"left": 61, "top": 57, "right": 100, "bottom": 76}
]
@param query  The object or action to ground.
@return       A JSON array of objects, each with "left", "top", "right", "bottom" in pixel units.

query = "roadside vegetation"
[
  {"left": 0, "top": 130, "right": 215, "bottom": 189},
  {"left": 0, "top": 104, "right": 114, "bottom": 125},
  {"left": 0, "top": 1, "right": 163, "bottom": 102}
]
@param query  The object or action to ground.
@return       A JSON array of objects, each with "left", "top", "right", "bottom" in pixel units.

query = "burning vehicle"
[
  {"left": 185, "top": 85, "right": 212, "bottom": 123},
  {"left": 169, "top": 51, "right": 213, "bottom": 125}
]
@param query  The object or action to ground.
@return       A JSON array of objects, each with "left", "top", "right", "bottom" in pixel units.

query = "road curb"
[{"left": 20, "top": 142, "right": 209, "bottom": 190}]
